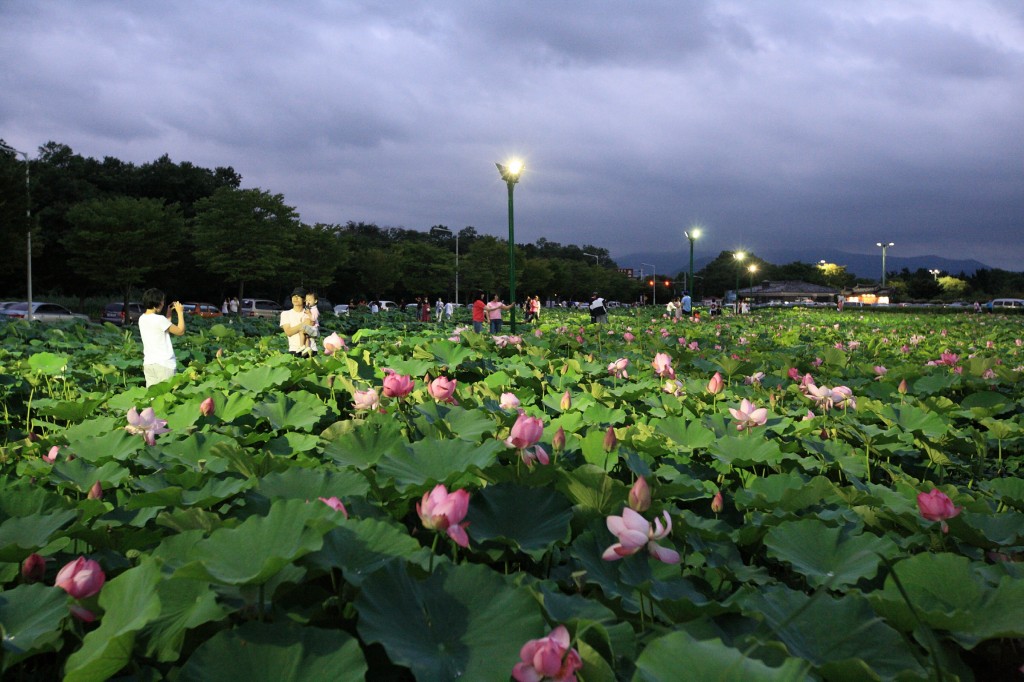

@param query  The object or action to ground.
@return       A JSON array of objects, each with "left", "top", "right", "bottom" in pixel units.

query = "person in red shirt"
[{"left": 472, "top": 292, "right": 486, "bottom": 333}]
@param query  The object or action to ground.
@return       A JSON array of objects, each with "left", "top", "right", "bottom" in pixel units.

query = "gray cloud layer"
[{"left": 2, "top": 1, "right": 1022, "bottom": 269}]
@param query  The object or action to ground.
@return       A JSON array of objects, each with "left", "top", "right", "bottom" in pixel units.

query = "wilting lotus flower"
[
  {"left": 552, "top": 426, "right": 566, "bottom": 453},
  {"left": 872, "top": 366, "right": 888, "bottom": 380},
  {"left": 560, "top": 390, "right": 572, "bottom": 411},
  {"left": 706, "top": 372, "right": 724, "bottom": 395},
  {"left": 427, "top": 376, "right": 459, "bottom": 405},
  {"left": 506, "top": 413, "right": 544, "bottom": 450},
  {"left": 831, "top": 385, "right": 856, "bottom": 410},
  {"left": 651, "top": 353, "right": 675, "bottom": 379},
  {"left": 500, "top": 392, "right": 521, "bottom": 410},
  {"left": 602, "top": 508, "right": 679, "bottom": 564},
  {"left": 22, "top": 553, "right": 46, "bottom": 583},
  {"left": 662, "top": 379, "right": 684, "bottom": 396},
  {"left": 43, "top": 446, "right": 59, "bottom": 463},
  {"left": 628, "top": 477, "right": 651, "bottom": 512},
  {"left": 711, "top": 491, "right": 724, "bottom": 514},
  {"left": 728, "top": 399, "right": 768, "bottom": 431},
  {"left": 688, "top": 340, "right": 700, "bottom": 351},
  {"left": 55, "top": 557, "right": 106, "bottom": 599},
  {"left": 352, "top": 388, "right": 380, "bottom": 411},
  {"left": 382, "top": 370, "right": 414, "bottom": 398},
  {"left": 917, "top": 489, "right": 962, "bottom": 533},
  {"left": 124, "top": 407, "right": 169, "bottom": 446},
  {"left": 318, "top": 496, "right": 349, "bottom": 518},
  {"left": 322, "top": 332, "right": 346, "bottom": 355},
  {"left": 744, "top": 372, "right": 765, "bottom": 385},
  {"left": 608, "top": 358, "right": 629, "bottom": 379},
  {"left": 512, "top": 625, "right": 583, "bottom": 682},
  {"left": 520, "top": 444, "right": 550, "bottom": 467},
  {"left": 417, "top": 484, "right": 471, "bottom": 548},
  {"left": 200, "top": 397, "right": 215, "bottom": 417},
  {"left": 787, "top": 367, "right": 802, "bottom": 381}
]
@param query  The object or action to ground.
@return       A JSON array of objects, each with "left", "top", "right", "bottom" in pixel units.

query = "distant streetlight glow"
[
  {"left": 876, "top": 242, "right": 894, "bottom": 287},
  {"left": 496, "top": 160, "right": 523, "bottom": 332},
  {"left": 733, "top": 251, "right": 746, "bottom": 312}
]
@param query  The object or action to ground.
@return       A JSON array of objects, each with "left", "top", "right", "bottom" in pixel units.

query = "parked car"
[
  {"left": 333, "top": 304, "right": 350, "bottom": 315},
  {"left": 0, "top": 301, "right": 89, "bottom": 323},
  {"left": 101, "top": 302, "right": 144, "bottom": 326},
  {"left": 240, "top": 298, "right": 282, "bottom": 319},
  {"left": 985, "top": 298, "right": 1024, "bottom": 311},
  {"left": 377, "top": 300, "right": 399, "bottom": 311},
  {"left": 182, "top": 302, "right": 223, "bottom": 318}
]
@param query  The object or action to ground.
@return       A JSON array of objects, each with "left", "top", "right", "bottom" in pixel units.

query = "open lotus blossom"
[
  {"left": 43, "top": 445, "right": 59, "bottom": 463},
  {"left": 651, "top": 353, "right": 675, "bottom": 379},
  {"left": 322, "top": 332, "right": 346, "bottom": 355},
  {"left": 200, "top": 397, "right": 215, "bottom": 417},
  {"left": 805, "top": 384, "right": 856, "bottom": 411},
  {"left": 318, "top": 496, "right": 349, "bottom": 518},
  {"left": 352, "top": 388, "right": 380, "bottom": 411},
  {"left": 607, "top": 358, "right": 629, "bottom": 379},
  {"left": 917, "top": 489, "right": 962, "bottom": 533},
  {"left": 519, "top": 444, "right": 550, "bottom": 467},
  {"left": 687, "top": 340, "right": 700, "bottom": 351},
  {"left": 124, "top": 407, "right": 169, "bottom": 446},
  {"left": 787, "top": 367, "right": 802, "bottom": 381},
  {"left": 628, "top": 477, "right": 651, "bottom": 512},
  {"left": 427, "top": 376, "right": 459, "bottom": 405},
  {"left": 506, "top": 412, "right": 544, "bottom": 450},
  {"left": 831, "top": 385, "right": 856, "bottom": 410},
  {"left": 936, "top": 352, "right": 960, "bottom": 367},
  {"left": 55, "top": 556, "right": 105, "bottom": 599},
  {"left": 417, "top": 484, "right": 470, "bottom": 548},
  {"left": 22, "top": 553, "right": 46, "bottom": 583},
  {"left": 500, "top": 392, "right": 521, "bottom": 410},
  {"left": 382, "top": 370, "right": 414, "bottom": 398},
  {"left": 744, "top": 371, "right": 765, "bottom": 385},
  {"left": 512, "top": 625, "right": 583, "bottom": 682},
  {"left": 707, "top": 372, "right": 724, "bottom": 395},
  {"left": 602, "top": 508, "right": 680, "bottom": 564},
  {"left": 728, "top": 399, "right": 768, "bottom": 431}
]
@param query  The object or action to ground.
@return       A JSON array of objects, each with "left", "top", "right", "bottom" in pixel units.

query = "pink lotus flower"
[
  {"left": 744, "top": 372, "right": 764, "bottom": 385},
  {"left": 607, "top": 358, "right": 629, "bottom": 379},
  {"left": 706, "top": 372, "right": 724, "bottom": 395},
  {"left": 728, "top": 399, "right": 768, "bottom": 431},
  {"left": 560, "top": 390, "right": 571, "bottom": 411},
  {"left": 623, "top": 332, "right": 635, "bottom": 343},
  {"left": 603, "top": 426, "right": 617, "bottom": 452},
  {"left": 318, "top": 496, "right": 349, "bottom": 518},
  {"left": 427, "top": 376, "right": 459, "bottom": 405},
  {"left": 322, "top": 332, "right": 346, "bottom": 355},
  {"left": 512, "top": 625, "right": 583, "bottom": 682},
  {"left": 506, "top": 413, "right": 544, "bottom": 450},
  {"left": 917, "top": 489, "right": 962, "bottom": 533},
  {"left": 124, "top": 407, "right": 169, "bottom": 446},
  {"left": 651, "top": 353, "right": 675, "bottom": 379},
  {"left": 628, "top": 477, "right": 651, "bottom": 512},
  {"left": 602, "top": 508, "right": 679, "bottom": 564},
  {"left": 43, "top": 445, "right": 59, "bottom": 463},
  {"left": 520, "top": 444, "right": 550, "bottom": 467},
  {"left": 352, "top": 388, "right": 380, "bottom": 411},
  {"left": 688, "top": 341, "right": 699, "bottom": 351},
  {"left": 382, "top": 370, "right": 414, "bottom": 398},
  {"left": 500, "top": 392, "right": 521, "bottom": 410},
  {"left": 552, "top": 426, "right": 566, "bottom": 452},
  {"left": 22, "top": 553, "right": 46, "bottom": 583},
  {"left": 787, "top": 367, "right": 801, "bottom": 381},
  {"left": 937, "top": 352, "right": 960, "bottom": 367},
  {"left": 873, "top": 366, "right": 888, "bottom": 380},
  {"left": 417, "top": 485, "right": 470, "bottom": 548},
  {"left": 55, "top": 556, "right": 105, "bottom": 599},
  {"left": 711, "top": 491, "right": 724, "bottom": 514},
  {"left": 200, "top": 397, "right": 215, "bottom": 417}
]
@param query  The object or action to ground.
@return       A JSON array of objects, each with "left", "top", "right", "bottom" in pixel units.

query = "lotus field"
[{"left": 1, "top": 308, "right": 1023, "bottom": 681}]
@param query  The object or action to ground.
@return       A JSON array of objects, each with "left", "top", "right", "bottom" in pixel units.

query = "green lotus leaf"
[
  {"left": 0, "top": 509, "right": 77, "bottom": 561},
  {"left": 468, "top": 483, "right": 574, "bottom": 559},
  {"left": 763, "top": 519, "right": 898, "bottom": 588},
  {"left": 48, "top": 459, "right": 130, "bottom": 493},
  {"left": 256, "top": 466, "right": 369, "bottom": 501},
  {"left": 733, "top": 473, "right": 836, "bottom": 512},
  {"left": 708, "top": 435, "right": 785, "bottom": 469},
  {"left": 252, "top": 392, "right": 329, "bottom": 431},
  {"left": 356, "top": 561, "right": 542, "bottom": 681},
  {"left": 27, "top": 352, "right": 69, "bottom": 376},
  {"left": 160, "top": 431, "right": 245, "bottom": 472},
  {"left": 633, "top": 630, "right": 813, "bottom": 682},
  {"left": 232, "top": 364, "right": 293, "bottom": 393},
  {"left": 0, "top": 582, "right": 68, "bottom": 667},
  {"left": 33, "top": 397, "right": 104, "bottom": 421},
  {"left": 177, "top": 623, "right": 366, "bottom": 682},
  {"left": 304, "top": 517, "right": 431, "bottom": 586},
  {"left": 562, "top": 465, "right": 618, "bottom": 514},
  {"left": 426, "top": 339, "right": 478, "bottom": 368},
  {"left": 983, "top": 476, "right": 1024, "bottom": 509},
  {"left": 652, "top": 417, "right": 716, "bottom": 451},
  {"left": 140, "top": 578, "right": 227, "bottom": 662},
  {"left": 321, "top": 419, "right": 405, "bottom": 469},
  {"left": 376, "top": 439, "right": 504, "bottom": 491},
  {"left": 64, "top": 557, "right": 163, "bottom": 682},
  {"left": 65, "top": 428, "right": 142, "bottom": 463}
]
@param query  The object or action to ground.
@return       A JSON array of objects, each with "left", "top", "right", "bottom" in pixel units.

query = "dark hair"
[
  {"left": 291, "top": 287, "right": 307, "bottom": 298},
  {"left": 142, "top": 288, "right": 165, "bottom": 310}
]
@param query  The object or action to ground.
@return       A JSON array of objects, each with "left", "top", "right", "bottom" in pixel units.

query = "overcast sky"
[{"left": 2, "top": 1, "right": 1022, "bottom": 270}]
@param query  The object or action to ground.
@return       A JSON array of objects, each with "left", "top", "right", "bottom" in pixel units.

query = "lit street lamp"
[
  {"left": 733, "top": 251, "right": 746, "bottom": 312},
  {"left": 641, "top": 262, "right": 656, "bottom": 306},
  {"left": 496, "top": 160, "right": 523, "bottom": 333},
  {"left": 0, "top": 142, "right": 32, "bottom": 321},
  {"left": 747, "top": 264, "right": 758, "bottom": 299},
  {"left": 430, "top": 226, "right": 459, "bottom": 304},
  {"left": 928, "top": 268, "right": 940, "bottom": 281},
  {"left": 876, "top": 242, "right": 894, "bottom": 287},
  {"left": 684, "top": 227, "right": 701, "bottom": 299}
]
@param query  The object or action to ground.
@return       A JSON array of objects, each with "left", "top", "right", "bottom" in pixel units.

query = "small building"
[{"left": 740, "top": 280, "right": 838, "bottom": 305}]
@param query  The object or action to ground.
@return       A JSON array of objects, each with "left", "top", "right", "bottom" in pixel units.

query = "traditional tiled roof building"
[{"left": 739, "top": 280, "right": 838, "bottom": 304}]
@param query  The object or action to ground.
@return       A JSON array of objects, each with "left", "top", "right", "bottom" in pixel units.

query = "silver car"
[{"left": 0, "top": 301, "right": 89, "bottom": 323}]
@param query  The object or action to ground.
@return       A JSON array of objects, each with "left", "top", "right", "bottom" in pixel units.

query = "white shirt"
[
  {"left": 139, "top": 313, "right": 176, "bottom": 369},
  {"left": 590, "top": 297, "right": 605, "bottom": 310},
  {"left": 280, "top": 308, "right": 309, "bottom": 353},
  {"left": 445, "top": 302, "right": 454, "bottom": 316}
]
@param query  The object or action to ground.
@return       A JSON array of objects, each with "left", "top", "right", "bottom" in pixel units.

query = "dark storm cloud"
[{"left": 1, "top": 1, "right": 1021, "bottom": 270}]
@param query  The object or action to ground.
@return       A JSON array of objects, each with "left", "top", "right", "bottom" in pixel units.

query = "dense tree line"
[{"left": 1, "top": 141, "right": 1020, "bottom": 307}]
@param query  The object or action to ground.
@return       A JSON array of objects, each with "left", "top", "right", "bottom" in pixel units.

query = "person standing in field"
[
  {"left": 486, "top": 294, "right": 515, "bottom": 333},
  {"left": 280, "top": 287, "right": 315, "bottom": 357},
  {"left": 472, "top": 292, "right": 487, "bottom": 333},
  {"left": 139, "top": 288, "right": 185, "bottom": 387}
]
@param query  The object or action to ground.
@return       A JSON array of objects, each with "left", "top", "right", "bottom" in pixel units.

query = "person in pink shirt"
[{"left": 485, "top": 294, "right": 514, "bottom": 333}]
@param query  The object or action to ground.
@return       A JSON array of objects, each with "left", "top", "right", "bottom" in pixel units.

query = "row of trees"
[{"left": 2, "top": 140, "right": 1021, "bottom": 308}]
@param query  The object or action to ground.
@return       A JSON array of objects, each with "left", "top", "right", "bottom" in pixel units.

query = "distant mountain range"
[{"left": 613, "top": 247, "right": 996, "bottom": 280}]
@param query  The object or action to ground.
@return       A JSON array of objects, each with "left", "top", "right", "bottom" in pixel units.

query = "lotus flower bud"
[
  {"left": 552, "top": 426, "right": 566, "bottom": 453},
  {"left": 711, "top": 491, "right": 724, "bottom": 514},
  {"left": 707, "top": 372, "right": 724, "bottom": 395},
  {"left": 560, "top": 390, "right": 571, "bottom": 411},
  {"left": 898, "top": 378, "right": 908, "bottom": 395},
  {"left": 87, "top": 481, "right": 103, "bottom": 500},
  {"left": 200, "top": 397, "right": 215, "bottom": 417},
  {"left": 628, "top": 477, "right": 651, "bottom": 512},
  {"left": 603, "top": 426, "right": 617, "bottom": 453},
  {"left": 22, "top": 553, "right": 45, "bottom": 583}
]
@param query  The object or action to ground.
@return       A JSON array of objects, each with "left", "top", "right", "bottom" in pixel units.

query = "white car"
[
  {"left": 0, "top": 302, "right": 89, "bottom": 323},
  {"left": 333, "top": 304, "right": 349, "bottom": 315}
]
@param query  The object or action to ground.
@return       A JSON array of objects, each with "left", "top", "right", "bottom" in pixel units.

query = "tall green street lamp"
[
  {"left": 733, "top": 251, "right": 746, "bottom": 312},
  {"left": 684, "top": 227, "right": 700, "bottom": 296},
  {"left": 496, "top": 160, "right": 523, "bottom": 332},
  {"left": 747, "top": 263, "right": 758, "bottom": 300},
  {"left": 0, "top": 142, "right": 32, "bottom": 321},
  {"left": 876, "top": 242, "right": 894, "bottom": 287}
]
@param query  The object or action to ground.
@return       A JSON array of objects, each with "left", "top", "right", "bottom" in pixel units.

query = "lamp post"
[
  {"left": 747, "top": 264, "right": 758, "bottom": 303},
  {"left": 684, "top": 227, "right": 700, "bottom": 300},
  {"left": 928, "top": 268, "right": 940, "bottom": 281},
  {"left": 641, "top": 262, "right": 656, "bottom": 306},
  {"left": 430, "top": 226, "right": 459, "bottom": 304},
  {"left": 0, "top": 142, "right": 32, "bottom": 321},
  {"left": 496, "top": 160, "right": 523, "bottom": 333},
  {"left": 733, "top": 251, "right": 745, "bottom": 312},
  {"left": 876, "top": 242, "right": 894, "bottom": 287},
  {"left": 582, "top": 252, "right": 599, "bottom": 265}
]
